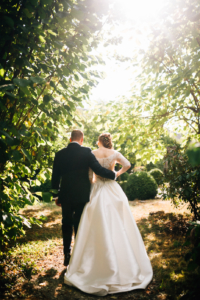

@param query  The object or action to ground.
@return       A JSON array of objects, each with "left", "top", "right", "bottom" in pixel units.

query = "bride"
[{"left": 64, "top": 133, "right": 153, "bottom": 296}]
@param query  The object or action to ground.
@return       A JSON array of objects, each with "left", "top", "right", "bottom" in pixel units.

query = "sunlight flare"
[{"left": 114, "top": 0, "right": 165, "bottom": 20}]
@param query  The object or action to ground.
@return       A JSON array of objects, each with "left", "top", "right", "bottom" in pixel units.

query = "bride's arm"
[{"left": 115, "top": 152, "right": 131, "bottom": 178}]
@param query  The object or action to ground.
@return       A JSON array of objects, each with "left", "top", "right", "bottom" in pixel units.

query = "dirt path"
[{"left": 1, "top": 200, "right": 191, "bottom": 300}]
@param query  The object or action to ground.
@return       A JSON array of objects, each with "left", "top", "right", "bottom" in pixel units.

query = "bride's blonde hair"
[{"left": 98, "top": 133, "right": 112, "bottom": 149}]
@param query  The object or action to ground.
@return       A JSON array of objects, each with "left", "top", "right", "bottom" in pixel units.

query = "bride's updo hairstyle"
[{"left": 98, "top": 133, "right": 113, "bottom": 149}]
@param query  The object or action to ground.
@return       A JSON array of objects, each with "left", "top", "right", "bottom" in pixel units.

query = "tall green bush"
[
  {"left": 126, "top": 171, "right": 158, "bottom": 200},
  {"left": 162, "top": 145, "right": 200, "bottom": 220}
]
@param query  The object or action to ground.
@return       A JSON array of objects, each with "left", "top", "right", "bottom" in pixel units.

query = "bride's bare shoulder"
[{"left": 92, "top": 149, "right": 98, "bottom": 154}]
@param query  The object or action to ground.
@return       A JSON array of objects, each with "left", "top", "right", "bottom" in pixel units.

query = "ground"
[{"left": 0, "top": 199, "right": 194, "bottom": 300}]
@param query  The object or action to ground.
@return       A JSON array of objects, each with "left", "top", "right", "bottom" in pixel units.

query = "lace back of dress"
[
  {"left": 94, "top": 154, "right": 116, "bottom": 182},
  {"left": 89, "top": 151, "right": 130, "bottom": 183}
]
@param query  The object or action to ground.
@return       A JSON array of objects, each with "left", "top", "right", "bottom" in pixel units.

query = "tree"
[
  {"left": 87, "top": 0, "right": 200, "bottom": 164},
  {"left": 0, "top": 0, "right": 112, "bottom": 249},
  {"left": 131, "top": 0, "right": 200, "bottom": 137}
]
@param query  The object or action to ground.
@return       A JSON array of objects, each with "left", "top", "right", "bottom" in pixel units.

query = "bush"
[
  {"left": 146, "top": 162, "right": 156, "bottom": 171},
  {"left": 118, "top": 181, "right": 127, "bottom": 192},
  {"left": 149, "top": 168, "right": 164, "bottom": 185},
  {"left": 163, "top": 144, "right": 200, "bottom": 220},
  {"left": 179, "top": 223, "right": 200, "bottom": 300},
  {"left": 126, "top": 171, "right": 158, "bottom": 200},
  {"left": 120, "top": 172, "right": 129, "bottom": 181}
]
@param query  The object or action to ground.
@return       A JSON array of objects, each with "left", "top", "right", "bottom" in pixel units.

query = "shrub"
[
  {"left": 163, "top": 145, "right": 200, "bottom": 220},
  {"left": 120, "top": 172, "right": 129, "bottom": 181},
  {"left": 126, "top": 171, "right": 158, "bottom": 200},
  {"left": 146, "top": 162, "right": 156, "bottom": 172},
  {"left": 118, "top": 181, "right": 127, "bottom": 192},
  {"left": 179, "top": 223, "right": 200, "bottom": 300},
  {"left": 149, "top": 168, "right": 164, "bottom": 185}
]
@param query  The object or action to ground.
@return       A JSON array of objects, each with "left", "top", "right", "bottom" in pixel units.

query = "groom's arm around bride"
[{"left": 51, "top": 130, "right": 116, "bottom": 206}]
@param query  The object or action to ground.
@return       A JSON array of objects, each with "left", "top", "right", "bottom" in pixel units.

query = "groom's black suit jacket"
[{"left": 51, "top": 143, "right": 115, "bottom": 204}]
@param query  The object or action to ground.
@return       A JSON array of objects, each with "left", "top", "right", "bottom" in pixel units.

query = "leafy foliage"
[
  {"left": 162, "top": 145, "right": 200, "bottom": 220},
  {"left": 128, "top": 0, "right": 200, "bottom": 138},
  {"left": 130, "top": 0, "right": 200, "bottom": 137},
  {"left": 0, "top": 0, "right": 112, "bottom": 249},
  {"left": 186, "top": 147, "right": 200, "bottom": 167},
  {"left": 126, "top": 171, "right": 158, "bottom": 200},
  {"left": 149, "top": 168, "right": 163, "bottom": 186},
  {"left": 119, "top": 172, "right": 129, "bottom": 181},
  {"left": 180, "top": 223, "right": 200, "bottom": 300},
  {"left": 146, "top": 162, "right": 156, "bottom": 172},
  {"left": 88, "top": 0, "right": 200, "bottom": 166}
]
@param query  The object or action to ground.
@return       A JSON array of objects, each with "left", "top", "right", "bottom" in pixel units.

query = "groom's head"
[{"left": 70, "top": 129, "right": 84, "bottom": 145}]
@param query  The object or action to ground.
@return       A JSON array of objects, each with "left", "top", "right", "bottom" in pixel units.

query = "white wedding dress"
[{"left": 64, "top": 151, "right": 153, "bottom": 296}]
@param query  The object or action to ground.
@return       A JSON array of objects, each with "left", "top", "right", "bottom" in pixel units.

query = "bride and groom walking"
[{"left": 52, "top": 129, "right": 153, "bottom": 296}]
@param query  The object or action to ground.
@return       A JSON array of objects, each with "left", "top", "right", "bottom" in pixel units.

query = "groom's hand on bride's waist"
[{"left": 54, "top": 197, "right": 62, "bottom": 207}]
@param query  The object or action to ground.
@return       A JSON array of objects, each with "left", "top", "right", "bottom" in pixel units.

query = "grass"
[{"left": 0, "top": 199, "right": 196, "bottom": 300}]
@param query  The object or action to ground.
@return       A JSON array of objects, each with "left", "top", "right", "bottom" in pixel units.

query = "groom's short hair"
[{"left": 71, "top": 129, "right": 84, "bottom": 141}]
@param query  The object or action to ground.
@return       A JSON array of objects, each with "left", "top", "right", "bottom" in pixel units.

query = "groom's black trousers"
[{"left": 61, "top": 201, "right": 86, "bottom": 255}]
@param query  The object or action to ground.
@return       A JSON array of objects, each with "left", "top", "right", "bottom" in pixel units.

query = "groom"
[{"left": 51, "top": 129, "right": 116, "bottom": 266}]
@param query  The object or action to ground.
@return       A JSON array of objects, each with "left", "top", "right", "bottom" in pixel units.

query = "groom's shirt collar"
[{"left": 70, "top": 141, "right": 80, "bottom": 145}]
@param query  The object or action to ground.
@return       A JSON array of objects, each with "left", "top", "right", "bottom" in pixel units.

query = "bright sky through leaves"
[{"left": 90, "top": 0, "right": 165, "bottom": 103}]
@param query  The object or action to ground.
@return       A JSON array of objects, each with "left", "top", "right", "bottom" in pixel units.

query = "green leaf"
[
  {"left": 24, "top": 8, "right": 33, "bottom": 18},
  {"left": 21, "top": 148, "right": 32, "bottom": 161},
  {"left": 0, "top": 68, "right": 5, "bottom": 77},
  {"left": 79, "top": 73, "right": 88, "bottom": 79},
  {"left": 74, "top": 74, "right": 79, "bottom": 81},
  {"left": 5, "top": 91, "right": 15, "bottom": 98},
  {"left": 30, "top": 76, "right": 46, "bottom": 84},
  {"left": 38, "top": 35, "right": 46, "bottom": 43},
  {"left": 56, "top": 11, "right": 70, "bottom": 18},
  {"left": 0, "top": 130, "right": 13, "bottom": 140},
  {"left": 185, "top": 87, "right": 191, "bottom": 97},
  {"left": 43, "top": 95, "right": 51, "bottom": 103},
  {"left": 19, "top": 86, "right": 31, "bottom": 96},
  {"left": 13, "top": 78, "right": 31, "bottom": 87},
  {"left": 47, "top": 29, "right": 57, "bottom": 36},
  {"left": 71, "top": 95, "right": 81, "bottom": 101},
  {"left": 62, "top": 67, "right": 70, "bottom": 76},
  {"left": 79, "top": 87, "right": 88, "bottom": 94},
  {"left": 42, "top": 192, "right": 52, "bottom": 202},
  {"left": 10, "top": 150, "right": 23, "bottom": 161},
  {"left": 30, "top": 0, "right": 39, "bottom": 5},
  {"left": 49, "top": 189, "right": 58, "bottom": 194},
  {"left": 35, "top": 192, "right": 42, "bottom": 196},
  {"left": 3, "top": 16, "right": 14, "bottom": 28},
  {"left": 19, "top": 129, "right": 32, "bottom": 137},
  {"left": 0, "top": 84, "right": 15, "bottom": 91}
]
